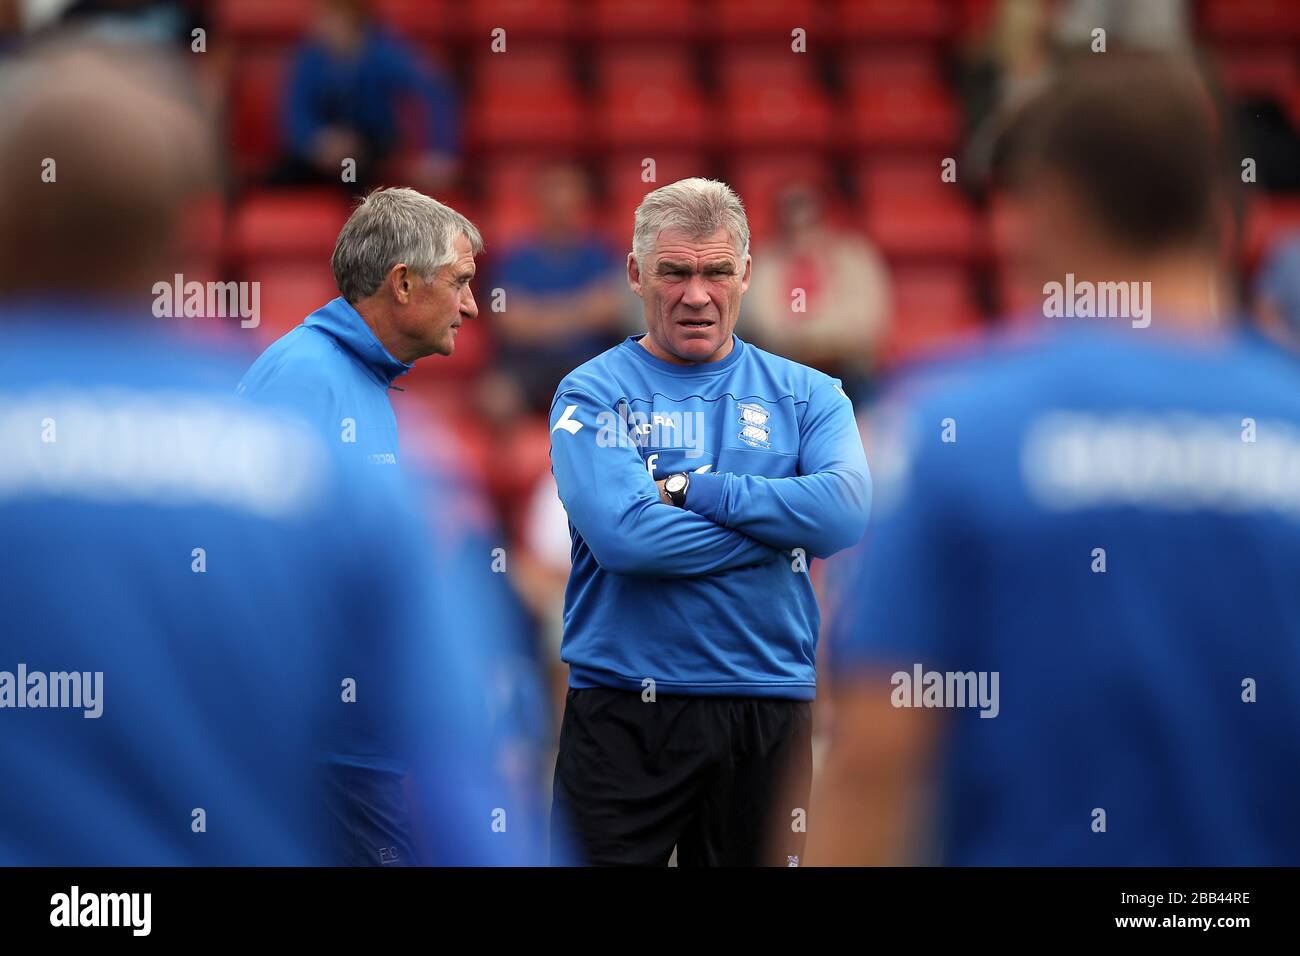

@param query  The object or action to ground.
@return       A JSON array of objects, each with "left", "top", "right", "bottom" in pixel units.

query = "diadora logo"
[
  {"left": 553, "top": 404, "right": 583, "bottom": 435},
  {"left": 631, "top": 413, "right": 681, "bottom": 439},
  {"left": 596, "top": 403, "right": 706, "bottom": 459},
  {"left": 737, "top": 402, "right": 771, "bottom": 449}
]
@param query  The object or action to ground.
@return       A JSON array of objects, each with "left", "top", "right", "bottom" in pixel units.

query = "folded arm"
[{"left": 549, "top": 389, "right": 779, "bottom": 578}]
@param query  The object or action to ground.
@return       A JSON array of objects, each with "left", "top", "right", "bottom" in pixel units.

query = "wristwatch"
[{"left": 664, "top": 472, "right": 690, "bottom": 507}]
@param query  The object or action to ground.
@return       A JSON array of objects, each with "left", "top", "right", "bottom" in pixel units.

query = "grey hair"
[
  {"left": 331, "top": 187, "right": 483, "bottom": 303},
  {"left": 631, "top": 177, "right": 750, "bottom": 268}
]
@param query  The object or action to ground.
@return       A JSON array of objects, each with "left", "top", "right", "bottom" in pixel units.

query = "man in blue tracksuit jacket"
[
  {"left": 548, "top": 178, "right": 872, "bottom": 866},
  {"left": 238, "top": 187, "right": 482, "bottom": 476},
  {"left": 238, "top": 187, "right": 491, "bottom": 865}
]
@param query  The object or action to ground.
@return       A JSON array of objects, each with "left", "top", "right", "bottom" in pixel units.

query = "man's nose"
[
  {"left": 681, "top": 274, "right": 711, "bottom": 309},
  {"left": 461, "top": 286, "right": 478, "bottom": 319}
]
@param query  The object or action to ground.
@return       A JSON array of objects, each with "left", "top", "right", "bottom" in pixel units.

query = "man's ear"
[
  {"left": 389, "top": 264, "right": 412, "bottom": 305},
  {"left": 627, "top": 252, "right": 643, "bottom": 297},
  {"left": 739, "top": 254, "right": 752, "bottom": 294}
]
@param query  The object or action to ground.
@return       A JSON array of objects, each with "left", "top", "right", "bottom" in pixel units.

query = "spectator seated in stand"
[
  {"left": 271, "top": 0, "right": 461, "bottom": 195},
  {"left": 478, "top": 163, "right": 626, "bottom": 422},
  {"left": 745, "top": 182, "right": 891, "bottom": 399}
]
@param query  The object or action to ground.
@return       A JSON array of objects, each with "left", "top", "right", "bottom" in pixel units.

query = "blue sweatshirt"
[
  {"left": 237, "top": 297, "right": 554, "bottom": 863},
  {"left": 831, "top": 323, "right": 1300, "bottom": 865},
  {"left": 238, "top": 297, "right": 408, "bottom": 471},
  {"left": 549, "top": 333, "right": 871, "bottom": 699},
  {"left": 285, "top": 27, "right": 461, "bottom": 159}
]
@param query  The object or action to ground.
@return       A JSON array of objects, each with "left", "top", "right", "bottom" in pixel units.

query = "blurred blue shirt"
[
  {"left": 832, "top": 322, "right": 1300, "bottom": 865},
  {"left": 0, "top": 301, "right": 528, "bottom": 865},
  {"left": 497, "top": 237, "right": 621, "bottom": 364}
]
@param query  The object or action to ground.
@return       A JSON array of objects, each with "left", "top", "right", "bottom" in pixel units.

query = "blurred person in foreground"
[
  {"left": 479, "top": 163, "right": 625, "bottom": 424},
  {"left": 810, "top": 56, "right": 1300, "bottom": 866},
  {"left": 0, "top": 40, "right": 516, "bottom": 866},
  {"left": 746, "top": 182, "right": 891, "bottom": 399},
  {"left": 271, "top": 0, "right": 462, "bottom": 195},
  {"left": 548, "top": 178, "right": 872, "bottom": 866}
]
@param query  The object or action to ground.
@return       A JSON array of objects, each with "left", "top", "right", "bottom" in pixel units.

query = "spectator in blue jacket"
[
  {"left": 272, "top": 0, "right": 462, "bottom": 194},
  {"left": 480, "top": 164, "right": 625, "bottom": 422}
]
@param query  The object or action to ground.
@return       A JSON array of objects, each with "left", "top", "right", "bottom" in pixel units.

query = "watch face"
[{"left": 666, "top": 475, "right": 687, "bottom": 493}]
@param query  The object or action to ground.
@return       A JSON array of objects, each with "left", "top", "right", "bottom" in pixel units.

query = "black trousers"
[{"left": 551, "top": 687, "right": 813, "bottom": 866}]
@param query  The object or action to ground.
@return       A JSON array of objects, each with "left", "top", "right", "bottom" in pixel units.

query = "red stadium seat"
[
  {"left": 956, "top": 0, "right": 999, "bottom": 41},
  {"left": 1202, "top": 0, "right": 1300, "bottom": 40},
  {"left": 242, "top": 261, "right": 339, "bottom": 347},
  {"left": 722, "top": 83, "right": 835, "bottom": 149},
  {"left": 467, "top": 0, "right": 579, "bottom": 38},
  {"left": 594, "top": 46, "right": 697, "bottom": 90},
  {"left": 485, "top": 416, "right": 554, "bottom": 508},
  {"left": 596, "top": 83, "right": 710, "bottom": 150},
  {"left": 468, "top": 89, "right": 588, "bottom": 151},
  {"left": 1289, "top": 84, "right": 1300, "bottom": 132},
  {"left": 479, "top": 157, "right": 558, "bottom": 248},
  {"left": 470, "top": 46, "right": 576, "bottom": 92},
  {"left": 467, "top": 48, "right": 586, "bottom": 150},
  {"left": 843, "top": 83, "right": 960, "bottom": 149},
  {"left": 713, "top": 0, "right": 825, "bottom": 39},
  {"left": 861, "top": 194, "right": 978, "bottom": 263},
  {"left": 373, "top": 0, "right": 451, "bottom": 40},
  {"left": 408, "top": 400, "right": 494, "bottom": 486},
  {"left": 841, "top": 47, "right": 944, "bottom": 94},
  {"left": 881, "top": 264, "right": 983, "bottom": 366},
  {"left": 1214, "top": 47, "right": 1300, "bottom": 100},
  {"left": 714, "top": 53, "right": 834, "bottom": 152},
  {"left": 831, "top": 0, "right": 956, "bottom": 41},
  {"left": 994, "top": 265, "right": 1038, "bottom": 323},
  {"left": 855, "top": 156, "right": 978, "bottom": 260},
  {"left": 228, "top": 51, "right": 289, "bottom": 180},
  {"left": 855, "top": 155, "right": 953, "bottom": 205},
  {"left": 179, "top": 195, "right": 229, "bottom": 279},
  {"left": 230, "top": 191, "right": 351, "bottom": 264},
  {"left": 586, "top": 0, "right": 699, "bottom": 40},
  {"left": 718, "top": 49, "right": 821, "bottom": 89},
  {"left": 215, "top": 0, "right": 311, "bottom": 42}
]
